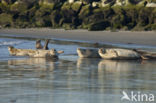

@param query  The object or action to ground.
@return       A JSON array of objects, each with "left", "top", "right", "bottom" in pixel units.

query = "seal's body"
[{"left": 8, "top": 46, "right": 64, "bottom": 58}]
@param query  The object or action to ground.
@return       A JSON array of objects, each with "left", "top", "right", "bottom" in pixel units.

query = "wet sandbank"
[{"left": 0, "top": 28, "right": 156, "bottom": 46}]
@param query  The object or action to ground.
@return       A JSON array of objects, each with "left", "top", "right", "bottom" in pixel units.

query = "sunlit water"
[{"left": 0, "top": 36, "right": 156, "bottom": 103}]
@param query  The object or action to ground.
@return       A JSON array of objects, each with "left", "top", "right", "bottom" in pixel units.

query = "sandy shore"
[{"left": 0, "top": 28, "right": 156, "bottom": 46}]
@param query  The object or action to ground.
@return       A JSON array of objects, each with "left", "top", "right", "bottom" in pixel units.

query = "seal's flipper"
[
  {"left": 36, "top": 39, "right": 43, "bottom": 49},
  {"left": 43, "top": 39, "right": 50, "bottom": 50}
]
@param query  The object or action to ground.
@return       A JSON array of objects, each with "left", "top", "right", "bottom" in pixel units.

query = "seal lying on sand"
[
  {"left": 98, "top": 48, "right": 141, "bottom": 60},
  {"left": 8, "top": 46, "right": 64, "bottom": 58},
  {"left": 77, "top": 48, "right": 101, "bottom": 58}
]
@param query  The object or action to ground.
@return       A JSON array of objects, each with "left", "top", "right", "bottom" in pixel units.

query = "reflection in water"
[
  {"left": 77, "top": 58, "right": 100, "bottom": 69},
  {"left": 1, "top": 36, "right": 156, "bottom": 103},
  {"left": 0, "top": 58, "right": 155, "bottom": 103},
  {"left": 98, "top": 60, "right": 141, "bottom": 73},
  {"left": 8, "top": 58, "right": 58, "bottom": 71}
]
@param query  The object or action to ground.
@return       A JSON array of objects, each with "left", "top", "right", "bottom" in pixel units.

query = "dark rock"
[
  {"left": 0, "top": 13, "right": 13, "bottom": 27},
  {"left": 88, "top": 20, "right": 110, "bottom": 31}
]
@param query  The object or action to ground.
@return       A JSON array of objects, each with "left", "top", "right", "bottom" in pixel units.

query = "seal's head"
[
  {"left": 50, "top": 49, "right": 57, "bottom": 55},
  {"left": 8, "top": 46, "right": 16, "bottom": 56},
  {"left": 98, "top": 48, "right": 106, "bottom": 54},
  {"left": 77, "top": 48, "right": 86, "bottom": 54},
  {"left": 8, "top": 46, "right": 14, "bottom": 51}
]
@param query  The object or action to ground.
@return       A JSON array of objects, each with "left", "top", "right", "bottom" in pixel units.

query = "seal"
[
  {"left": 8, "top": 46, "right": 64, "bottom": 58},
  {"left": 77, "top": 48, "right": 101, "bottom": 58},
  {"left": 98, "top": 48, "right": 141, "bottom": 60}
]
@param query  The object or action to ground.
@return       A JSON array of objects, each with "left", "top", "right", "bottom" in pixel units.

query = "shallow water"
[{"left": 0, "top": 36, "right": 156, "bottom": 103}]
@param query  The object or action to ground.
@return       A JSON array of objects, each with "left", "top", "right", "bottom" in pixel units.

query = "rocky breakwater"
[{"left": 0, "top": 0, "right": 155, "bottom": 30}]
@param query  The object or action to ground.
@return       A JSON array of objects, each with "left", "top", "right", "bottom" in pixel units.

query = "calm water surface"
[{"left": 0, "top": 36, "right": 156, "bottom": 103}]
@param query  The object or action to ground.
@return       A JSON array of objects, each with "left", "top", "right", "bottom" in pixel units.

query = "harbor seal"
[
  {"left": 98, "top": 48, "right": 141, "bottom": 60},
  {"left": 8, "top": 46, "right": 64, "bottom": 58},
  {"left": 77, "top": 48, "right": 101, "bottom": 58}
]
